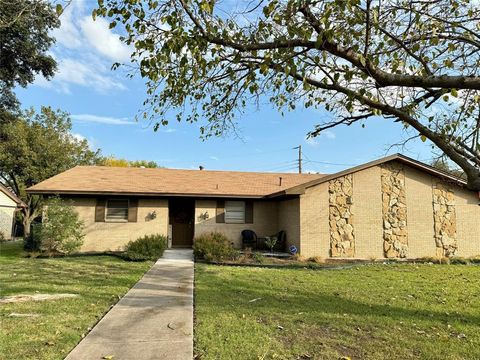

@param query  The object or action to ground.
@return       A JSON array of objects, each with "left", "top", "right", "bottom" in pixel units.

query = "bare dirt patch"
[{"left": 0, "top": 293, "right": 78, "bottom": 304}]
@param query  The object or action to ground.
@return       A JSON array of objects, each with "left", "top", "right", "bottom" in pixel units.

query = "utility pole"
[{"left": 293, "top": 145, "right": 302, "bottom": 173}]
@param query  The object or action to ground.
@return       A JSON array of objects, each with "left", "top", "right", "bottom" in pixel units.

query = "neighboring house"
[
  {"left": 0, "top": 184, "right": 24, "bottom": 240},
  {"left": 27, "top": 154, "right": 480, "bottom": 259}
]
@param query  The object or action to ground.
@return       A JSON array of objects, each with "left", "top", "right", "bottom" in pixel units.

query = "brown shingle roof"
[{"left": 27, "top": 166, "right": 324, "bottom": 198}]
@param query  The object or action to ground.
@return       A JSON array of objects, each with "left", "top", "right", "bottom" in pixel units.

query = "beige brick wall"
[
  {"left": 71, "top": 198, "right": 169, "bottom": 252},
  {"left": 354, "top": 166, "right": 384, "bottom": 259},
  {"left": 66, "top": 164, "right": 480, "bottom": 257},
  {"left": 299, "top": 182, "right": 330, "bottom": 258},
  {"left": 277, "top": 198, "right": 300, "bottom": 251},
  {"left": 298, "top": 162, "right": 480, "bottom": 259},
  {"left": 0, "top": 192, "right": 16, "bottom": 240},
  {"left": 455, "top": 187, "right": 480, "bottom": 257},
  {"left": 194, "top": 200, "right": 278, "bottom": 248},
  {"left": 404, "top": 167, "right": 437, "bottom": 258},
  {"left": 299, "top": 167, "right": 384, "bottom": 259}
]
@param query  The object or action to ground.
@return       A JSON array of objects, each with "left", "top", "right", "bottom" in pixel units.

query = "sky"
[{"left": 16, "top": 0, "right": 434, "bottom": 174}]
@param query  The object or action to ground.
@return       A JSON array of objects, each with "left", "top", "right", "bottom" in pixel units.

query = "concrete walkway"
[{"left": 65, "top": 249, "right": 193, "bottom": 360}]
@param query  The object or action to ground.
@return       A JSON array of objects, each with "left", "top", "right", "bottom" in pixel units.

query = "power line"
[
  {"left": 211, "top": 147, "right": 293, "bottom": 160},
  {"left": 304, "top": 159, "right": 358, "bottom": 167},
  {"left": 248, "top": 160, "right": 298, "bottom": 172},
  {"left": 301, "top": 150, "right": 357, "bottom": 167},
  {"left": 262, "top": 164, "right": 299, "bottom": 172}
]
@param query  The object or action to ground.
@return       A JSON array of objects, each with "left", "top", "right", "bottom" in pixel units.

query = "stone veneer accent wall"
[
  {"left": 328, "top": 175, "right": 355, "bottom": 257},
  {"left": 432, "top": 182, "right": 457, "bottom": 257},
  {"left": 381, "top": 163, "right": 408, "bottom": 258}
]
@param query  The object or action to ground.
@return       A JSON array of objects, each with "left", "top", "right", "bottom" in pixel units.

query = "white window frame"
[
  {"left": 224, "top": 200, "right": 245, "bottom": 224},
  {"left": 105, "top": 199, "right": 129, "bottom": 222}
]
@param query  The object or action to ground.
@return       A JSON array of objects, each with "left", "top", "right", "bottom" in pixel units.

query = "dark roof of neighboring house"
[
  {"left": 26, "top": 154, "right": 469, "bottom": 199},
  {"left": 0, "top": 184, "right": 26, "bottom": 207},
  {"left": 268, "top": 153, "right": 469, "bottom": 197},
  {"left": 26, "top": 166, "right": 324, "bottom": 198}
]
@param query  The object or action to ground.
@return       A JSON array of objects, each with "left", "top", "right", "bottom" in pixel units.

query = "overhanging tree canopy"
[
  {"left": 96, "top": 0, "right": 480, "bottom": 190},
  {"left": 0, "top": 107, "right": 101, "bottom": 236},
  {"left": 0, "top": 0, "right": 59, "bottom": 110}
]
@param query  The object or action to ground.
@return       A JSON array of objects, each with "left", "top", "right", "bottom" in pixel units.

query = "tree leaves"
[
  {"left": 55, "top": 4, "right": 63, "bottom": 16},
  {"left": 199, "top": 0, "right": 213, "bottom": 14},
  {"left": 0, "top": 0, "right": 60, "bottom": 110},
  {"left": 94, "top": 0, "right": 480, "bottom": 189},
  {"left": 0, "top": 107, "right": 102, "bottom": 234}
]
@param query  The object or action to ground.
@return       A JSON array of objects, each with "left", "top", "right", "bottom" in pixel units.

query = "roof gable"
[{"left": 270, "top": 154, "right": 468, "bottom": 197}]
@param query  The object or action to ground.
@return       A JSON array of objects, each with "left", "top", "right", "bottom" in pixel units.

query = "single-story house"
[
  {"left": 0, "top": 184, "right": 25, "bottom": 240},
  {"left": 27, "top": 154, "right": 480, "bottom": 259}
]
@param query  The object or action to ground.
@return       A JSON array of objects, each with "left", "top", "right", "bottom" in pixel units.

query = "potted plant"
[{"left": 264, "top": 236, "right": 278, "bottom": 254}]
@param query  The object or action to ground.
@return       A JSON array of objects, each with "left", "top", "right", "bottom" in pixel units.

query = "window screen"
[
  {"left": 225, "top": 201, "right": 245, "bottom": 223},
  {"left": 106, "top": 199, "right": 129, "bottom": 221}
]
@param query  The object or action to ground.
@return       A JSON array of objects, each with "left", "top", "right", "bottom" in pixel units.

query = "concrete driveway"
[{"left": 65, "top": 249, "right": 193, "bottom": 360}]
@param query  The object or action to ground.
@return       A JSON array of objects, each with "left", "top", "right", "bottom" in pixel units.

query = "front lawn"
[
  {"left": 0, "top": 241, "right": 152, "bottom": 359},
  {"left": 195, "top": 263, "right": 480, "bottom": 359}
]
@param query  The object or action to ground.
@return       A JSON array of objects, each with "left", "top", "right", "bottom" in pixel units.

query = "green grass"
[
  {"left": 0, "top": 241, "right": 152, "bottom": 360},
  {"left": 195, "top": 263, "right": 480, "bottom": 359}
]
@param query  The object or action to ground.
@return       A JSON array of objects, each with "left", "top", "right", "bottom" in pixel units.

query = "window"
[
  {"left": 225, "top": 201, "right": 245, "bottom": 223},
  {"left": 106, "top": 199, "right": 129, "bottom": 221}
]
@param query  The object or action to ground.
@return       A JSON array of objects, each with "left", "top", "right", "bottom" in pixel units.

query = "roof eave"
[
  {"left": 26, "top": 189, "right": 269, "bottom": 199},
  {"left": 267, "top": 187, "right": 306, "bottom": 198},
  {"left": 0, "top": 184, "right": 26, "bottom": 207}
]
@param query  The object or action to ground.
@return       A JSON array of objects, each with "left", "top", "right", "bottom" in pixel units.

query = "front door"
[{"left": 169, "top": 199, "right": 194, "bottom": 247}]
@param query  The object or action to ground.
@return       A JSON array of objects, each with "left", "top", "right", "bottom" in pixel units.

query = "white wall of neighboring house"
[{"left": 0, "top": 191, "right": 17, "bottom": 240}]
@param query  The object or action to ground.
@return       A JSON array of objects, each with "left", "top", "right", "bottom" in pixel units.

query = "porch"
[{"left": 167, "top": 197, "right": 299, "bottom": 252}]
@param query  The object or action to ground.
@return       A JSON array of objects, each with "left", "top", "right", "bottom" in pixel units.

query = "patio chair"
[
  {"left": 274, "top": 230, "right": 286, "bottom": 252},
  {"left": 241, "top": 230, "right": 257, "bottom": 250}
]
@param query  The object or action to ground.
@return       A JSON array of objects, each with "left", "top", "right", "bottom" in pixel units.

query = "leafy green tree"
[
  {"left": 39, "top": 197, "right": 85, "bottom": 255},
  {"left": 96, "top": 0, "right": 480, "bottom": 190},
  {"left": 100, "top": 157, "right": 159, "bottom": 168},
  {"left": 129, "top": 160, "right": 159, "bottom": 168},
  {"left": 99, "top": 157, "right": 130, "bottom": 167},
  {"left": 0, "top": 107, "right": 101, "bottom": 236},
  {"left": 0, "top": 0, "right": 60, "bottom": 110}
]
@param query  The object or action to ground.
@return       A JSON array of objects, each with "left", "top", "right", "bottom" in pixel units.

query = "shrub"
[
  {"left": 418, "top": 256, "right": 450, "bottom": 264},
  {"left": 240, "top": 247, "right": 253, "bottom": 261},
  {"left": 469, "top": 256, "right": 480, "bottom": 264},
  {"left": 449, "top": 257, "right": 469, "bottom": 265},
  {"left": 238, "top": 247, "right": 256, "bottom": 263},
  {"left": 193, "top": 232, "right": 237, "bottom": 262},
  {"left": 24, "top": 223, "right": 42, "bottom": 251},
  {"left": 252, "top": 252, "right": 265, "bottom": 264},
  {"left": 0, "top": 232, "right": 5, "bottom": 242},
  {"left": 308, "top": 256, "right": 325, "bottom": 264},
  {"left": 124, "top": 234, "right": 167, "bottom": 261},
  {"left": 39, "top": 197, "right": 85, "bottom": 255},
  {"left": 291, "top": 253, "right": 308, "bottom": 262}
]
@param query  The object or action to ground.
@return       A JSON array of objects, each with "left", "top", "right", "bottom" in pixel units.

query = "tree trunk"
[
  {"left": 466, "top": 172, "right": 480, "bottom": 192},
  {"left": 22, "top": 209, "right": 31, "bottom": 238}
]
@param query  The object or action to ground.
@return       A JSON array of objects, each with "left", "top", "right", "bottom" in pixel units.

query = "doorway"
[{"left": 169, "top": 198, "right": 195, "bottom": 248}]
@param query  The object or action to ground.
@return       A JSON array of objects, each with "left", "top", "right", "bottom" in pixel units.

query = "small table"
[{"left": 256, "top": 237, "right": 266, "bottom": 250}]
